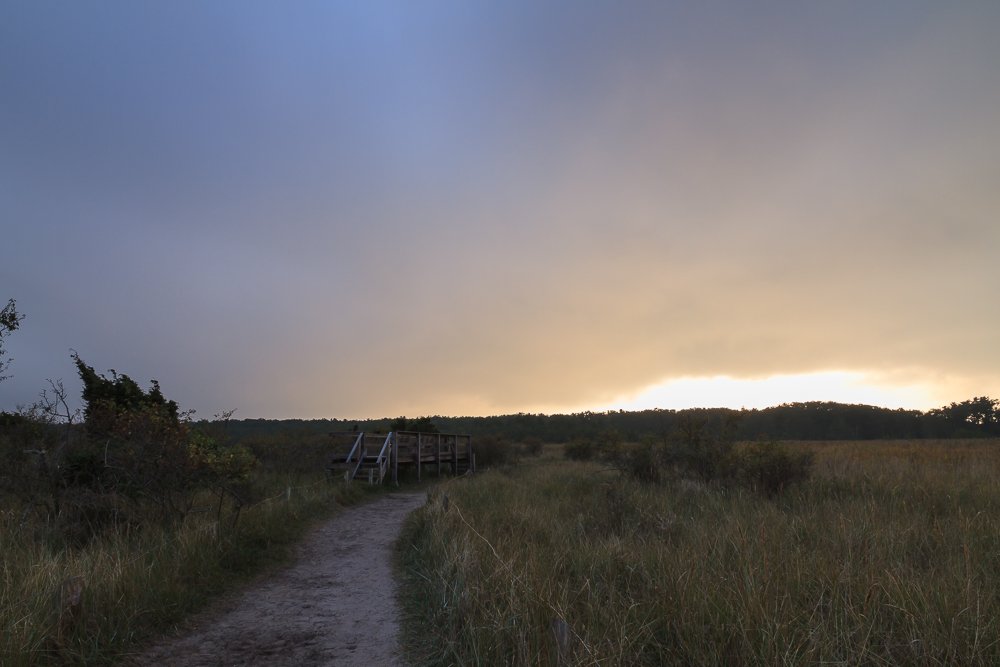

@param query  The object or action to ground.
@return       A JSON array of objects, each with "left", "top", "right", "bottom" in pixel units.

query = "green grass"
[
  {"left": 396, "top": 440, "right": 1000, "bottom": 666},
  {"left": 0, "top": 475, "right": 384, "bottom": 666}
]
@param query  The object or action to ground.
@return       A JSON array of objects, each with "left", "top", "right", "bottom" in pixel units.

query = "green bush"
[
  {"left": 3, "top": 359, "right": 258, "bottom": 541},
  {"left": 241, "top": 430, "right": 331, "bottom": 477},
  {"left": 663, "top": 414, "right": 740, "bottom": 484},
  {"left": 390, "top": 416, "right": 440, "bottom": 433},
  {"left": 563, "top": 439, "right": 597, "bottom": 461},
  {"left": 600, "top": 417, "right": 812, "bottom": 497},
  {"left": 520, "top": 436, "right": 544, "bottom": 457},
  {"left": 737, "top": 438, "right": 814, "bottom": 496},
  {"left": 474, "top": 434, "right": 520, "bottom": 468},
  {"left": 604, "top": 440, "right": 660, "bottom": 483}
]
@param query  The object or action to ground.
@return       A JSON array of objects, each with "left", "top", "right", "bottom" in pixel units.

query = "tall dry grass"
[
  {"left": 397, "top": 439, "right": 1000, "bottom": 666},
  {"left": 1, "top": 475, "right": 376, "bottom": 666}
]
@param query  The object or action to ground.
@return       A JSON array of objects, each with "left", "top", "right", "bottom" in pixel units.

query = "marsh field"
[
  {"left": 4, "top": 435, "right": 1000, "bottom": 666},
  {"left": 398, "top": 439, "right": 1000, "bottom": 666},
  {"left": 0, "top": 422, "right": 394, "bottom": 667}
]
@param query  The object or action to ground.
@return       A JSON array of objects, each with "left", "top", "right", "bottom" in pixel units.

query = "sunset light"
[
  {"left": 2, "top": 3, "right": 997, "bottom": 418},
  {"left": 3, "top": 5, "right": 1000, "bottom": 663},
  {"left": 601, "top": 372, "right": 941, "bottom": 413}
]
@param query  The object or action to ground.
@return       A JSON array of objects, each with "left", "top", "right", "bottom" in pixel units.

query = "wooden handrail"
[
  {"left": 344, "top": 432, "right": 364, "bottom": 466},
  {"left": 330, "top": 430, "right": 472, "bottom": 484},
  {"left": 351, "top": 446, "right": 367, "bottom": 481},
  {"left": 376, "top": 433, "right": 392, "bottom": 465},
  {"left": 376, "top": 433, "right": 392, "bottom": 483}
]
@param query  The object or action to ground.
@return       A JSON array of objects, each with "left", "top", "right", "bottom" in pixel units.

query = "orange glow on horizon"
[{"left": 598, "top": 372, "right": 943, "bottom": 413}]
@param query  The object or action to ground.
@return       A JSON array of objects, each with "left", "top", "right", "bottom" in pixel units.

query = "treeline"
[{"left": 224, "top": 396, "right": 1000, "bottom": 443}]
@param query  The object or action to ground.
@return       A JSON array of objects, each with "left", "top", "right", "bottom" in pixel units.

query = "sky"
[{"left": 1, "top": 2, "right": 998, "bottom": 420}]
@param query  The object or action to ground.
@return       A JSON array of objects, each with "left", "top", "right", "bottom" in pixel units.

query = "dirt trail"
[{"left": 132, "top": 493, "right": 425, "bottom": 667}]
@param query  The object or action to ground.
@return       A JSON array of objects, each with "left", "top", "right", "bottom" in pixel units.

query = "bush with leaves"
[
  {"left": 736, "top": 437, "right": 814, "bottom": 497},
  {"left": 241, "top": 429, "right": 331, "bottom": 477},
  {"left": 520, "top": 436, "right": 544, "bottom": 457},
  {"left": 0, "top": 298, "right": 24, "bottom": 382},
  {"left": 92, "top": 402, "right": 256, "bottom": 522},
  {"left": 73, "top": 352, "right": 179, "bottom": 438},
  {"left": 603, "top": 437, "right": 661, "bottom": 484},
  {"left": 0, "top": 406, "right": 64, "bottom": 518},
  {"left": 390, "top": 415, "right": 441, "bottom": 433},
  {"left": 595, "top": 429, "right": 625, "bottom": 460},
  {"left": 0, "top": 380, "right": 82, "bottom": 525},
  {"left": 474, "top": 434, "right": 520, "bottom": 468},
  {"left": 7, "top": 356, "right": 257, "bottom": 541},
  {"left": 563, "top": 438, "right": 597, "bottom": 461},
  {"left": 662, "top": 413, "right": 741, "bottom": 484},
  {"left": 599, "top": 414, "right": 813, "bottom": 497}
]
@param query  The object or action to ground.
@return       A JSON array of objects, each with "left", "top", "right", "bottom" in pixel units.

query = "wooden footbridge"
[{"left": 326, "top": 431, "right": 474, "bottom": 485}]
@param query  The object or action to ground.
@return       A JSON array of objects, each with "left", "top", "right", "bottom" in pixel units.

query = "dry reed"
[{"left": 397, "top": 439, "right": 1000, "bottom": 666}]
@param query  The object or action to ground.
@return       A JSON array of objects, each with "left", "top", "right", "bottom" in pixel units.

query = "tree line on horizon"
[
  {"left": 3, "top": 298, "right": 995, "bottom": 445},
  {"left": 223, "top": 396, "right": 999, "bottom": 443}
]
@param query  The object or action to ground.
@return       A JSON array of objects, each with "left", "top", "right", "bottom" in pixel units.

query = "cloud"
[{"left": 1, "top": 2, "right": 998, "bottom": 418}]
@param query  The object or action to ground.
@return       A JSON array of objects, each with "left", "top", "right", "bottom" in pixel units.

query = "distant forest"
[{"left": 223, "top": 397, "right": 999, "bottom": 443}]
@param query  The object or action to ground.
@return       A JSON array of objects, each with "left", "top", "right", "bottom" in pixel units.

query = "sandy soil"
[{"left": 131, "top": 493, "right": 425, "bottom": 667}]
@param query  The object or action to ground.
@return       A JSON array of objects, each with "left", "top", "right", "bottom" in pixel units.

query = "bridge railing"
[
  {"left": 375, "top": 433, "right": 392, "bottom": 483},
  {"left": 327, "top": 430, "right": 474, "bottom": 485}
]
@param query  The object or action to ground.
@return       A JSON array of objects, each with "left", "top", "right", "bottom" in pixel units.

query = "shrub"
[
  {"left": 391, "top": 416, "right": 440, "bottom": 433},
  {"left": 599, "top": 480, "right": 640, "bottom": 537},
  {"left": 737, "top": 437, "right": 814, "bottom": 496},
  {"left": 0, "top": 397, "right": 78, "bottom": 525},
  {"left": 563, "top": 439, "right": 597, "bottom": 461},
  {"left": 89, "top": 401, "right": 256, "bottom": 524},
  {"left": 663, "top": 413, "right": 740, "bottom": 484},
  {"left": 596, "top": 429, "right": 625, "bottom": 459},
  {"left": 520, "top": 436, "right": 543, "bottom": 457},
  {"left": 604, "top": 440, "right": 660, "bottom": 484},
  {"left": 5, "top": 357, "right": 258, "bottom": 541},
  {"left": 73, "top": 353, "right": 179, "bottom": 440},
  {"left": 474, "top": 435, "right": 520, "bottom": 468},
  {"left": 241, "top": 430, "right": 331, "bottom": 477}
]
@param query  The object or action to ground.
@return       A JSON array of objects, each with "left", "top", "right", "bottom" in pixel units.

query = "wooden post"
[
  {"left": 452, "top": 434, "right": 458, "bottom": 475},
  {"left": 436, "top": 434, "right": 442, "bottom": 477},
  {"left": 415, "top": 433, "right": 421, "bottom": 482},
  {"left": 53, "top": 576, "right": 86, "bottom": 647},
  {"left": 392, "top": 432, "right": 398, "bottom": 486},
  {"left": 470, "top": 437, "right": 475, "bottom": 473},
  {"left": 551, "top": 617, "right": 571, "bottom": 665}
]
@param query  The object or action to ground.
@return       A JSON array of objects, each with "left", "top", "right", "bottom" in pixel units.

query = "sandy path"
[{"left": 132, "top": 493, "right": 425, "bottom": 667}]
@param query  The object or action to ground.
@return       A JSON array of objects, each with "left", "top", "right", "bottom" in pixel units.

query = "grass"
[
  {"left": 396, "top": 439, "right": 1000, "bottom": 666},
  {"left": 0, "top": 474, "right": 386, "bottom": 666}
]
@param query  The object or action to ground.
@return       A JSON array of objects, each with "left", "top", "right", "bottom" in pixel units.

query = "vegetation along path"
[{"left": 131, "top": 493, "right": 425, "bottom": 667}]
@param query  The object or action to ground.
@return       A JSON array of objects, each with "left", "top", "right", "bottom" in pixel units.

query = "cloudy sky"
[{"left": 2, "top": 2, "right": 998, "bottom": 419}]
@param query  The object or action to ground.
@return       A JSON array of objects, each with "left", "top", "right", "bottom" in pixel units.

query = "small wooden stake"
[
  {"left": 551, "top": 617, "right": 571, "bottom": 665},
  {"left": 53, "top": 576, "right": 85, "bottom": 643},
  {"left": 441, "top": 492, "right": 450, "bottom": 512}
]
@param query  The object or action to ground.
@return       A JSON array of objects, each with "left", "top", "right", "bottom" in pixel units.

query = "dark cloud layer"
[{"left": 2, "top": 2, "right": 998, "bottom": 417}]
